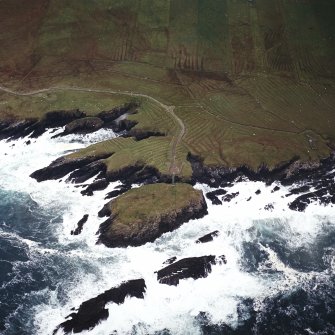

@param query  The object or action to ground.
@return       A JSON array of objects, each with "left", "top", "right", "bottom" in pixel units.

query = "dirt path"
[
  {"left": 166, "top": 106, "right": 186, "bottom": 176},
  {"left": 0, "top": 85, "right": 186, "bottom": 176}
]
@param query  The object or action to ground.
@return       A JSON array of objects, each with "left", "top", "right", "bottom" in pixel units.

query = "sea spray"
[{"left": 0, "top": 130, "right": 334, "bottom": 334}]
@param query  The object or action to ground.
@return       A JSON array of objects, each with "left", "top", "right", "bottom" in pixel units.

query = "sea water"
[{"left": 0, "top": 130, "right": 334, "bottom": 334}]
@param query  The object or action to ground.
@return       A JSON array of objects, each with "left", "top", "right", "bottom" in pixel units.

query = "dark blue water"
[
  {"left": 0, "top": 187, "right": 335, "bottom": 334},
  {"left": 0, "top": 189, "right": 101, "bottom": 334}
]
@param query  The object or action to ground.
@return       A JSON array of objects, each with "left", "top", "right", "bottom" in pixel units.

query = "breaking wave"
[{"left": 0, "top": 129, "right": 334, "bottom": 334}]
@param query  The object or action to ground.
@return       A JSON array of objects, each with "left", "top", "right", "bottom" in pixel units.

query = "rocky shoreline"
[
  {"left": 31, "top": 139, "right": 335, "bottom": 216},
  {"left": 1, "top": 105, "right": 335, "bottom": 334},
  {"left": 54, "top": 255, "right": 227, "bottom": 334},
  {"left": 53, "top": 279, "right": 147, "bottom": 334},
  {"left": 0, "top": 103, "right": 334, "bottom": 251},
  {"left": 187, "top": 153, "right": 335, "bottom": 212},
  {"left": 2, "top": 107, "right": 334, "bottom": 248},
  {"left": 0, "top": 102, "right": 139, "bottom": 141},
  {"left": 156, "top": 255, "right": 226, "bottom": 286}
]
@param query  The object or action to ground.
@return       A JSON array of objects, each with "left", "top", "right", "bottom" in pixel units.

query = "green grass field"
[{"left": 1, "top": 0, "right": 335, "bottom": 173}]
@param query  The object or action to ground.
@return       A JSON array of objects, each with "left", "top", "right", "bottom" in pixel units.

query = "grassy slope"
[
  {"left": 1, "top": 0, "right": 335, "bottom": 172},
  {"left": 68, "top": 135, "right": 193, "bottom": 180}
]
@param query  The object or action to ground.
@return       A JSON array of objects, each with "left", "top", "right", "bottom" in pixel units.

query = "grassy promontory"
[
  {"left": 2, "top": 1, "right": 335, "bottom": 244},
  {"left": 97, "top": 183, "right": 208, "bottom": 247}
]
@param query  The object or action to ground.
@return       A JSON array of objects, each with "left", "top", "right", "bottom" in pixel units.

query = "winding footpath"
[{"left": 0, "top": 85, "right": 186, "bottom": 176}]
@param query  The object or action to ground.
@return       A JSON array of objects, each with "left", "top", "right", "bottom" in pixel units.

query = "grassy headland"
[
  {"left": 1, "top": 1, "right": 335, "bottom": 235},
  {"left": 97, "top": 183, "right": 207, "bottom": 247}
]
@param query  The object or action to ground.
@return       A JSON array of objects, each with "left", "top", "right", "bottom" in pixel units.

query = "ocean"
[{"left": 0, "top": 129, "right": 334, "bottom": 335}]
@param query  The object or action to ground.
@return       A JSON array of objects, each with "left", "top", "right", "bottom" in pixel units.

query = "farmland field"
[{"left": 0, "top": 0, "right": 335, "bottom": 172}]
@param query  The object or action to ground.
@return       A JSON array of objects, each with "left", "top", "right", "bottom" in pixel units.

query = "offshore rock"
[
  {"left": 71, "top": 214, "right": 89, "bottom": 235},
  {"left": 222, "top": 192, "right": 239, "bottom": 202},
  {"left": 0, "top": 103, "right": 139, "bottom": 141},
  {"left": 53, "top": 279, "right": 146, "bottom": 334},
  {"left": 272, "top": 186, "right": 280, "bottom": 192},
  {"left": 196, "top": 230, "right": 219, "bottom": 243},
  {"left": 289, "top": 189, "right": 335, "bottom": 212},
  {"left": 205, "top": 189, "right": 227, "bottom": 205},
  {"left": 97, "top": 183, "right": 208, "bottom": 248},
  {"left": 285, "top": 185, "right": 310, "bottom": 197},
  {"left": 156, "top": 255, "right": 226, "bottom": 286}
]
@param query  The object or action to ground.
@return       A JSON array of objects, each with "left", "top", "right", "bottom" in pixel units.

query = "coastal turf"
[
  {"left": 98, "top": 182, "right": 206, "bottom": 247},
  {"left": 104, "top": 183, "right": 203, "bottom": 226}
]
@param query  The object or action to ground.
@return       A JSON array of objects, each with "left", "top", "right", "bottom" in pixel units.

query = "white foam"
[{"left": 1, "top": 131, "right": 335, "bottom": 334}]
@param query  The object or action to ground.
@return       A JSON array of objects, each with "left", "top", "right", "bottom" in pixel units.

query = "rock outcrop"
[
  {"left": 196, "top": 230, "right": 219, "bottom": 244},
  {"left": 0, "top": 102, "right": 140, "bottom": 141},
  {"left": 125, "top": 129, "right": 165, "bottom": 141},
  {"left": 111, "top": 119, "right": 137, "bottom": 132},
  {"left": 71, "top": 214, "right": 89, "bottom": 235},
  {"left": 222, "top": 192, "right": 239, "bottom": 202},
  {"left": 105, "top": 184, "right": 131, "bottom": 199},
  {"left": 67, "top": 160, "right": 107, "bottom": 184},
  {"left": 156, "top": 255, "right": 226, "bottom": 286},
  {"left": 31, "top": 109, "right": 86, "bottom": 138},
  {"left": 188, "top": 152, "right": 335, "bottom": 211},
  {"left": 284, "top": 156, "right": 335, "bottom": 211},
  {"left": 60, "top": 117, "right": 104, "bottom": 136},
  {"left": 97, "top": 183, "right": 208, "bottom": 248},
  {"left": 30, "top": 154, "right": 112, "bottom": 182},
  {"left": 97, "top": 102, "right": 138, "bottom": 123},
  {"left": 206, "top": 189, "right": 227, "bottom": 205},
  {"left": 81, "top": 178, "right": 109, "bottom": 196},
  {"left": 53, "top": 279, "right": 146, "bottom": 334},
  {"left": 0, "top": 119, "right": 38, "bottom": 140}
]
